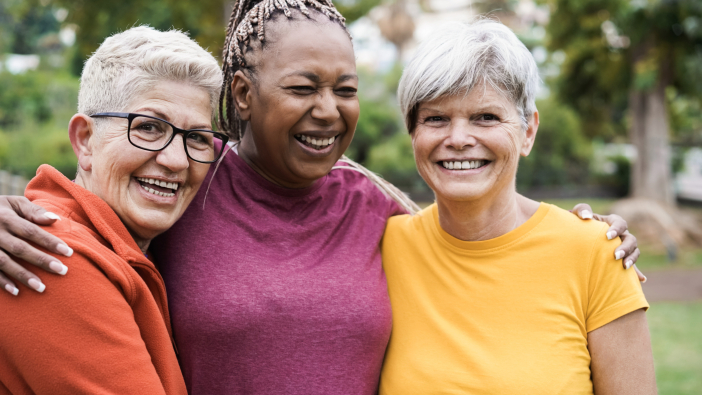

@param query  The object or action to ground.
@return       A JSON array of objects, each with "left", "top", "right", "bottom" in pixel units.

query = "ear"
[
  {"left": 520, "top": 110, "right": 539, "bottom": 157},
  {"left": 231, "top": 70, "right": 255, "bottom": 122},
  {"left": 68, "top": 114, "right": 96, "bottom": 172}
]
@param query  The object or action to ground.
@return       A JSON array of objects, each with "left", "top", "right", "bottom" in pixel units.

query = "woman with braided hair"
[{"left": 0, "top": 1, "right": 643, "bottom": 394}]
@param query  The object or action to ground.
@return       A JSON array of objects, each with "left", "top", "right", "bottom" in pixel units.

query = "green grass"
[{"left": 648, "top": 302, "right": 702, "bottom": 394}]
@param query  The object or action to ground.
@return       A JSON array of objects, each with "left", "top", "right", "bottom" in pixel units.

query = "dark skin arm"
[{"left": 0, "top": 196, "right": 644, "bottom": 293}]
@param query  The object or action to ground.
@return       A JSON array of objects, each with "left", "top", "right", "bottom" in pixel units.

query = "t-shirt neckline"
[
  {"left": 429, "top": 202, "right": 550, "bottom": 252},
  {"left": 228, "top": 148, "right": 327, "bottom": 198}
]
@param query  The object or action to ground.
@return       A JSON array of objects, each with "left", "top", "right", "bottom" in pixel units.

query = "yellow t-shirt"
[{"left": 380, "top": 203, "right": 648, "bottom": 395}]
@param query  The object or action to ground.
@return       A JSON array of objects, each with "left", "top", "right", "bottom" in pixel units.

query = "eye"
[
  {"left": 335, "top": 87, "right": 357, "bottom": 97},
  {"left": 423, "top": 116, "right": 446, "bottom": 123},
  {"left": 289, "top": 86, "right": 315, "bottom": 95},
  {"left": 477, "top": 113, "right": 500, "bottom": 122}
]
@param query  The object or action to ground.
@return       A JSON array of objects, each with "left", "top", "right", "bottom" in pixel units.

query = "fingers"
[
  {"left": 6, "top": 196, "right": 60, "bottom": 226},
  {"left": 0, "top": 271, "right": 19, "bottom": 296},
  {"left": 0, "top": 250, "right": 46, "bottom": 293},
  {"left": 570, "top": 203, "right": 594, "bottom": 220},
  {"left": 598, "top": 214, "right": 628, "bottom": 241},
  {"left": 0, "top": 208, "right": 72, "bottom": 259},
  {"left": 634, "top": 265, "right": 647, "bottom": 283},
  {"left": 615, "top": 230, "right": 637, "bottom": 265}
]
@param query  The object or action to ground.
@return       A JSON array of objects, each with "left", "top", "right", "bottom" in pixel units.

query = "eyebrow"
[{"left": 282, "top": 71, "right": 358, "bottom": 84}]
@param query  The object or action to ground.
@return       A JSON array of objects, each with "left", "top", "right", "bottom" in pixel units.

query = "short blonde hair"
[
  {"left": 398, "top": 19, "right": 540, "bottom": 133},
  {"left": 78, "top": 26, "right": 222, "bottom": 119}
]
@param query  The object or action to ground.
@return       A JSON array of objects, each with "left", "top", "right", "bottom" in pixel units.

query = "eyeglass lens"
[{"left": 129, "top": 116, "right": 222, "bottom": 162}]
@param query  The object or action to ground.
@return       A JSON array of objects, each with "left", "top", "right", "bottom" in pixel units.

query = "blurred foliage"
[
  {"left": 517, "top": 98, "right": 592, "bottom": 189},
  {"left": 6, "top": 0, "right": 376, "bottom": 76},
  {"left": 0, "top": 69, "right": 79, "bottom": 178},
  {"left": 347, "top": 64, "right": 428, "bottom": 192},
  {"left": 543, "top": 0, "right": 702, "bottom": 143}
]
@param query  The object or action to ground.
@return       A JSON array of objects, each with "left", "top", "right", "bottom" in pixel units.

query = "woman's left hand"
[{"left": 570, "top": 203, "right": 646, "bottom": 283}]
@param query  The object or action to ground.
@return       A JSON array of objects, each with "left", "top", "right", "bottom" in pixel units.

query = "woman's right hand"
[{"left": 0, "top": 196, "right": 73, "bottom": 295}]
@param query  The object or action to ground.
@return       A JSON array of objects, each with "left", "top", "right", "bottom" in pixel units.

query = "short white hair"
[
  {"left": 78, "top": 26, "right": 223, "bottom": 120},
  {"left": 398, "top": 19, "right": 540, "bottom": 132}
]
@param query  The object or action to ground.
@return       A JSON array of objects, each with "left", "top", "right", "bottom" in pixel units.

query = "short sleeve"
[{"left": 586, "top": 230, "right": 649, "bottom": 333}]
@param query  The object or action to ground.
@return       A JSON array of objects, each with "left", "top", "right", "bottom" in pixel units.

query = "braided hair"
[{"left": 219, "top": 0, "right": 347, "bottom": 140}]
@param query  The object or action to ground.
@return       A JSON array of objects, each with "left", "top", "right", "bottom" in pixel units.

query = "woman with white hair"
[
  {"left": 380, "top": 20, "right": 656, "bottom": 394},
  {"left": 0, "top": 26, "right": 225, "bottom": 394}
]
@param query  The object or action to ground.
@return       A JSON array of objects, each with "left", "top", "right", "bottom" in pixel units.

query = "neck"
[
  {"left": 75, "top": 171, "right": 152, "bottom": 255},
  {"left": 238, "top": 136, "right": 315, "bottom": 189},
  {"left": 436, "top": 185, "right": 540, "bottom": 242}
]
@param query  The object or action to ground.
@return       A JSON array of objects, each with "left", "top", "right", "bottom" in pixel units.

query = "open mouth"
[
  {"left": 439, "top": 160, "right": 490, "bottom": 170},
  {"left": 135, "top": 177, "right": 180, "bottom": 197},
  {"left": 294, "top": 134, "right": 338, "bottom": 150}
]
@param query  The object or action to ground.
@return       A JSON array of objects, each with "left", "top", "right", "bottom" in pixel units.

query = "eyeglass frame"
[{"left": 89, "top": 112, "right": 229, "bottom": 164}]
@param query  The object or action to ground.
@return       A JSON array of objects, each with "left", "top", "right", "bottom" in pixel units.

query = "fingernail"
[
  {"left": 606, "top": 231, "right": 617, "bottom": 240},
  {"left": 57, "top": 244, "right": 73, "bottom": 257},
  {"left": 580, "top": 210, "right": 593, "bottom": 219},
  {"left": 49, "top": 261, "right": 68, "bottom": 275},
  {"left": 28, "top": 278, "right": 45, "bottom": 293},
  {"left": 44, "top": 212, "right": 61, "bottom": 220},
  {"left": 615, "top": 250, "right": 625, "bottom": 260},
  {"left": 5, "top": 284, "right": 18, "bottom": 296},
  {"left": 642, "top": 275, "right": 647, "bottom": 283},
  {"left": 625, "top": 259, "right": 633, "bottom": 269}
]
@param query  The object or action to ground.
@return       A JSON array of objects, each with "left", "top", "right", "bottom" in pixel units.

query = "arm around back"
[{"left": 0, "top": 239, "right": 172, "bottom": 395}]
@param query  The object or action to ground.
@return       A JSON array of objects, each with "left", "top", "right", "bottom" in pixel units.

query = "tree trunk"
[{"left": 628, "top": 49, "right": 675, "bottom": 205}]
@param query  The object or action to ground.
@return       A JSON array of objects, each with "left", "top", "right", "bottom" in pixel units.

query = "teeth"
[
  {"left": 295, "top": 134, "right": 337, "bottom": 148},
  {"left": 136, "top": 177, "right": 179, "bottom": 192},
  {"left": 442, "top": 160, "right": 487, "bottom": 170}
]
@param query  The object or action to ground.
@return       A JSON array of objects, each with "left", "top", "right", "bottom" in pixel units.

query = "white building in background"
[{"left": 676, "top": 148, "right": 702, "bottom": 202}]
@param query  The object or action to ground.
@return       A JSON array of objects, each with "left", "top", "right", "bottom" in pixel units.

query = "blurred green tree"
[
  {"left": 46, "top": 0, "right": 378, "bottom": 74},
  {"left": 517, "top": 98, "right": 592, "bottom": 190},
  {"left": 545, "top": 0, "right": 702, "bottom": 205}
]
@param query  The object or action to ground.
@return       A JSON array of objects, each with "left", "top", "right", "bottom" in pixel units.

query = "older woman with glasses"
[
  {"left": 0, "top": 27, "right": 223, "bottom": 394},
  {"left": 380, "top": 20, "right": 655, "bottom": 394}
]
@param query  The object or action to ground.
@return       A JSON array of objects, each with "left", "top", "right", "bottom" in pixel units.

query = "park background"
[{"left": 1, "top": 0, "right": 701, "bottom": 392}]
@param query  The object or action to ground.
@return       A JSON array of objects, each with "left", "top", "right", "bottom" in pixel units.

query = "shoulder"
[
  {"left": 386, "top": 204, "right": 433, "bottom": 240},
  {"left": 539, "top": 203, "right": 610, "bottom": 242}
]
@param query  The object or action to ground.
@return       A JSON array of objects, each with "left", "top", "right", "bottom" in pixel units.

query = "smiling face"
[
  {"left": 76, "top": 80, "right": 212, "bottom": 245},
  {"left": 411, "top": 85, "right": 538, "bottom": 203},
  {"left": 233, "top": 15, "right": 359, "bottom": 189}
]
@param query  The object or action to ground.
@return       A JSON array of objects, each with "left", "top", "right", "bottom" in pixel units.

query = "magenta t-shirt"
[{"left": 152, "top": 148, "right": 403, "bottom": 394}]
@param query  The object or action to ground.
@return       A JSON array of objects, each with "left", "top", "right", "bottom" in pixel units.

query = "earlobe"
[
  {"left": 68, "top": 114, "right": 95, "bottom": 172},
  {"left": 231, "top": 70, "right": 253, "bottom": 121},
  {"left": 520, "top": 110, "right": 539, "bottom": 157}
]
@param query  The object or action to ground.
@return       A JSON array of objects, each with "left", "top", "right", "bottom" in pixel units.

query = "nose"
[
  {"left": 310, "top": 89, "right": 340, "bottom": 125},
  {"left": 445, "top": 120, "right": 478, "bottom": 150},
  {"left": 155, "top": 134, "right": 190, "bottom": 172}
]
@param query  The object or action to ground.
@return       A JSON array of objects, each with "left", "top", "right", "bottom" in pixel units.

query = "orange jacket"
[{"left": 0, "top": 165, "right": 187, "bottom": 395}]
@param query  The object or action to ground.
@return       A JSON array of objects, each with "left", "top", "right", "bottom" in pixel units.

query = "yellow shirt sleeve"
[{"left": 585, "top": 226, "right": 649, "bottom": 333}]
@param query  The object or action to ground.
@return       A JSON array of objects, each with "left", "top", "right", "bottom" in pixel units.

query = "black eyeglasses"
[{"left": 90, "top": 112, "right": 229, "bottom": 164}]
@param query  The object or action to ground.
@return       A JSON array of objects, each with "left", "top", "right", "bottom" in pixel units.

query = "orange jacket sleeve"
[{"left": 0, "top": 250, "right": 169, "bottom": 395}]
